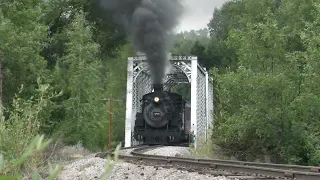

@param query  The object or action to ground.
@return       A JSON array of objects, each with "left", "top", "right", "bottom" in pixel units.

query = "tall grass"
[
  {"left": 0, "top": 79, "right": 120, "bottom": 179},
  {"left": 189, "top": 132, "right": 230, "bottom": 160},
  {"left": 0, "top": 79, "right": 61, "bottom": 178}
]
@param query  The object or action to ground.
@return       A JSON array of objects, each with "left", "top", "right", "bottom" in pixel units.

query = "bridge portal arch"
[{"left": 125, "top": 54, "right": 214, "bottom": 148}]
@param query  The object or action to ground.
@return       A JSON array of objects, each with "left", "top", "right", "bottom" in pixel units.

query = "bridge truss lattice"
[{"left": 125, "top": 54, "right": 214, "bottom": 148}]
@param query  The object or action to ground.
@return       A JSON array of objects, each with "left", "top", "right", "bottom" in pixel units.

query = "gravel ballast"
[
  {"left": 57, "top": 156, "right": 229, "bottom": 180},
  {"left": 143, "top": 146, "right": 193, "bottom": 157},
  {"left": 57, "top": 146, "right": 230, "bottom": 180},
  {"left": 108, "top": 162, "right": 230, "bottom": 180},
  {"left": 57, "top": 154, "right": 107, "bottom": 180}
]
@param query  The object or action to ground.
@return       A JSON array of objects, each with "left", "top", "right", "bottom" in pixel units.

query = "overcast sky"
[{"left": 175, "top": 0, "right": 229, "bottom": 32}]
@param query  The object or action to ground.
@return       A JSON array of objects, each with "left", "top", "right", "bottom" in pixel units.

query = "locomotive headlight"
[{"left": 154, "top": 97, "right": 160, "bottom": 103}]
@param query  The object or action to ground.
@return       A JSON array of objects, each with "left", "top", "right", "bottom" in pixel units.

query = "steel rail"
[
  {"left": 132, "top": 146, "right": 320, "bottom": 173},
  {"left": 96, "top": 145, "right": 320, "bottom": 180},
  {"left": 95, "top": 144, "right": 148, "bottom": 158}
]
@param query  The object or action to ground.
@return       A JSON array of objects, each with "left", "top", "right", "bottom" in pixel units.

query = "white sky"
[{"left": 175, "top": 0, "right": 229, "bottom": 32}]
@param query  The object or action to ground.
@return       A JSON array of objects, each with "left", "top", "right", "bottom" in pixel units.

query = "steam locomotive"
[{"left": 133, "top": 84, "right": 190, "bottom": 145}]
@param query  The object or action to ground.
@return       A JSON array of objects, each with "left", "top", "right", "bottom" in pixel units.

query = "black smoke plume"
[{"left": 99, "top": 0, "right": 183, "bottom": 84}]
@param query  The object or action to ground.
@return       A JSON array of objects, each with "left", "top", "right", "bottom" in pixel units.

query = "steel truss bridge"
[{"left": 125, "top": 54, "right": 214, "bottom": 148}]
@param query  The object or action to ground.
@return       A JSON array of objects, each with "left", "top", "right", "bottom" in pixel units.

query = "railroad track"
[{"left": 96, "top": 145, "right": 320, "bottom": 180}]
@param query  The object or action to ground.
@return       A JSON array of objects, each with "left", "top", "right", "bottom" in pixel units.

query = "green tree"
[
  {"left": 54, "top": 10, "right": 107, "bottom": 150},
  {"left": 211, "top": 0, "right": 320, "bottom": 165},
  {"left": 171, "top": 28, "right": 210, "bottom": 55},
  {"left": 42, "top": 0, "right": 127, "bottom": 69},
  {"left": 206, "top": 0, "right": 248, "bottom": 72},
  {"left": 0, "top": 1, "right": 49, "bottom": 110}
]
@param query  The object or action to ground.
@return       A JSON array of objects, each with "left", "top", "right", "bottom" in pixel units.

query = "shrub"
[{"left": 0, "top": 78, "right": 61, "bottom": 177}]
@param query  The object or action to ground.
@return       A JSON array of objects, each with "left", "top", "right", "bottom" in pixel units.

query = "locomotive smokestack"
[
  {"left": 153, "top": 84, "right": 163, "bottom": 92},
  {"left": 98, "top": 0, "right": 183, "bottom": 84}
]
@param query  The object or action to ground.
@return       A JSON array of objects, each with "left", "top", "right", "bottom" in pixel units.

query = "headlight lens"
[{"left": 154, "top": 97, "right": 160, "bottom": 103}]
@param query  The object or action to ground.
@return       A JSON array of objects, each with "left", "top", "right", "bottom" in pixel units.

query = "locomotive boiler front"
[
  {"left": 142, "top": 84, "right": 174, "bottom": 128},
  {"left": 133, "top": 83, "right": 189, "bottom": 145}
]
